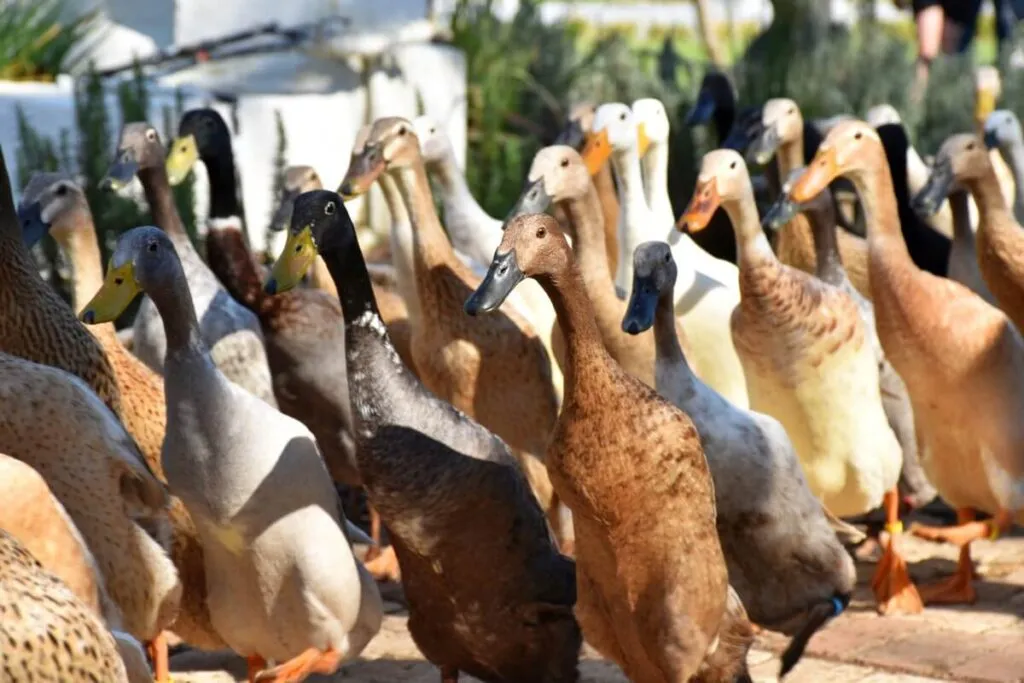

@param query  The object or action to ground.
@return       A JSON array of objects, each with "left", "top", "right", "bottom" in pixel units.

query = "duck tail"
[{"left": 779, "top": 593, "right": 849, "bottom": 678}]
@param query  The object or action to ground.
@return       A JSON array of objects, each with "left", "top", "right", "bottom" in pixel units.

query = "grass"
[{"left": 0, "top": 0, "right": 97, "bottom": 81}]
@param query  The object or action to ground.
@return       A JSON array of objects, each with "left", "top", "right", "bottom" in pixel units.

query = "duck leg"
[
  {"left": 870, "top": 489, "right": 924, "bottom": 615},
  {"left": 911, "top": 508, "right": 1012, "bottom": 604},
  {"left": 441, "top": 665, "right": 459, "bottom": 682},
  {"left": 365, "top": 503, "right": 383, "bottom": 559},
  {"left": 364, "top": 544, "right": 402, "bottom": 582},
  {"left": 252, "top": 647, "right": 341, "bottom": 683},
  {"left": 247, "top": 655, "right": 268, "bottom": 683},
  {"left": 147, "top": 632, "right": 171, "bottom": 683}
]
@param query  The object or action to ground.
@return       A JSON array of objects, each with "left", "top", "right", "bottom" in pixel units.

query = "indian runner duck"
[
  {"left": 683, "top": 149, "right": 921, "bottom": 616},
  {"left": 790, "top": 119, "right": 1024, "bottom": 605},
  {"left": 974, "top": 66, "right": 1016, "bottom": 211},
  {"left": 983, "top": 109, "right": 1024, "bottom": 223},
  {"left": 337, "top": 117, "right": 566, "bottom": 552},
  {"left": 466, "top": 212, "right": 755, "bottom": 683},
  {"left": 265, "top": 190, "right": 581, "bottom": 683},
  {"left": 106, "top": 121, "right": 277, "bottom": 406},
  {"left": 81, "top": 225, "right": 382, "bottom": 682}
]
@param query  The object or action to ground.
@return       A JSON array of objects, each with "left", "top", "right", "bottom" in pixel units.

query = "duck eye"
[
  {"left": 663, "top": 251, "right": 671, "bottom": 263},
  {"left": 788, "top": 107, "right": 795, "bottom": 115},
  {"left": 429, "top": 127, "right": 436, "bottom": 135},
  {"left": 536, "top": 226, "right": 547, "bottom": 238},
  {"left": 560, "top": 158, "right": 569, "bottom": 168},
  {"left": 854, "top": 131, "right": 863, "bottom": 140},
  {"left": 325, "top": 201, "right": 336, "bottom": 215},
  {"left": 145, "top": 129, "right": 157, "bottom": 142},
  {"left": 397, "top": 127, "right": 407, "bottom": 136},
  {"left": 114, "top": 277, "right": 124, "bottom": 285},
  {"left": 55, "top": 184, "right": 67, "bottom": 197},
  {"left": 729, "top": 161, "right": 737, "bottom": 169},
  {"left": 147, "top": 242, "right": 157, "bottom": 253},
  {"left": 619, "top": 112, "right": 627, "bottom": 121},
  {"left": 967, "top": 142, "right": 976, "bottom": 151}
]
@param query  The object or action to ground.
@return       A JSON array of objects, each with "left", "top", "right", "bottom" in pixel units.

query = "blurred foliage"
[
  {"left": 16, "top": 64, "right": 196, "bottom": 324},
  {"left": 0, "top": 0, "right": 97, "bottom": 81}
]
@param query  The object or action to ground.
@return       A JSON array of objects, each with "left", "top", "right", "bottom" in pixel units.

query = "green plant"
[
  {"left": 266, "top": 108, "right": 287, "bottom": 253},
  {"left": 0, "top": 0, "right": 97, "bottom": 81}
]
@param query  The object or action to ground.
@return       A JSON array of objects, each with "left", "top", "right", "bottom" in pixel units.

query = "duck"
[
  {"left": 683, "top": 148, "right": 921, "bottom": 616},
  {"left": 790, "top": 119, "right": 1024, "bottom": 605},
  {"left": 865, "top": 103, "right": 959, "bottom": 238},
  {"left": 337, "top": 117, "right": 566, "bottom": 552},
  {"left": 0, "top": 349, "right": 182, "bottom": 655},
  {"left": 466, "top": 211, "right": 754, "bottom": 683},
  {"left": 0, "top": 528, "right": 139, "bottom": 683},
  {"left": 762, "top": 172, "right": 937, "bottom": 512},
  {"left": 587, "top": 102, "right": 748, "bottom": 408},
  {"left": 80, "top": 225, "right": 382, "bottom": 682},
  {"left": 16, "top": 172, "right": 226, "bottom": 659},
  {"left": 108, "top": 120, "right": 277, "bottom": 406},
  {"left": 620, "top": 240, "right": 856, "bottom": 666},
  {"left": 983, "top": 109, "right": 1024, "bottom": 223},
  {"left": 917, "top": 133, "right": 1024, "bottom": 339},
  {"left": 265, "top": 190, "right": 581, "bottom": 683},
  {"left": 511, "top": 145, "right": 694, "bottom": 389},
  {"left": 974, "top": 66, "right": 1016, "bottom": 211},
  {"left": 414, "top": 115, "right": 564, "bottom": 404},
  {"left": 751, "top": 98, "right": 871, "bottom": 298}
]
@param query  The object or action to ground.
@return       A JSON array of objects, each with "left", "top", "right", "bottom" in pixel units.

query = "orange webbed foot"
[
  {"left": 252, "top": 648, "right": 341, "bottom": 683},
  {"left": 147, "top": 632, "right": 171, "bottom": 683},
  {"left": 364, "top": 545, "right": 401, "bottom": 582},
  {"left": 870, "top": 534, "right": 923, "bottom": 615},
  {"left": 910, "top": 520, "right": 989, "bottom": 546},
  {"left": 919, "top": 545, "right": 978, "bottom": 605},
  {"left": 247, "top": 655, "right": 268, "bottom": 683}
]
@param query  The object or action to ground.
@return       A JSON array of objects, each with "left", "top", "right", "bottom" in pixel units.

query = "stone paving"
[{"left": 170, "top": 528, "right": 1024, "bottom": 683}]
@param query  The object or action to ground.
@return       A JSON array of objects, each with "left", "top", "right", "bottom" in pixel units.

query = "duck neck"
[
  {"left": 593, "top": 163, "right": 620, "bottom": 274},
  {"left": 395, "top": 162, "right": 457, "bottom": 272},
  {"left": 775, "top": 135, "right": 805, "bottom": 179},
  {"left": 996, "top": 143, "right": 1024, "bottom": 218},
  {"left": 139, "top": 165, "right": 189, "bottom": 240},
  {"left": 849, "top": 161, "right": 914, "bottom": 263},
  {"left": 562, "top": 185, "right": 614, "bottom": 292},
  {"left": 431, "top": 151, "right": 493, "bottom": 226},
  {"left": 640, "top": 139, "right": 672, "bottom": 220},
  {"left": 149, "top": 261, "right": 204, "bottom": 355},
  {"left": 807, "top": 207, "right": 845, "bottom": 286},
  {"left": 610, "top": 146, "right": 651, "bottom": 285},
  {"left": 653, "top": 288, "right": 689, "bottom": 372},
  {"left": 201, "top": 147, "right": 242, "bottom": 220},
  {"left": 204, "top": 221, "right": 262, "bottom": 313},
  {"left": 713, "top": 102, "right": 734, "bottom": 146},
  {"left": 56, "top": 211, "right": 105, "bottom": 310},
  {"left": 964, "top": 162, "right": 1014, "bottom": 226},
  {"left": 723, "top": 185, "right": 776, "bottom": 270},
  {"left": 538, "top": 262, "right": 610, "bottom": 396},
  {"left": 948, "top": 190, "right": 975, "bottom": 245}
]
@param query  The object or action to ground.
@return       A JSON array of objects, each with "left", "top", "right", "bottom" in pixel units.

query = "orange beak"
[
  {"left": 581, "top": 129, "right": 612, "bottom": 176},
  {"left": 790, "top": 146, "right": 839, "bottom": 204},
  {"left": 678, "top": 178, "right": 721, "bottom": 233}
]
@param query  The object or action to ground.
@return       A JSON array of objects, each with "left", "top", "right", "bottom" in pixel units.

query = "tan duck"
[
  {"left": 752, "top": 98, "right": 871, "bottom": 298},
  {"left": 510, "top": 144, "right": 694, "bottom": 388},
  {"left": 107, "top": 121, "right": 277, "bottom": 406},
  {"left": 338, "top": 117, "right": 565, "bottom": 552},
  {"left": 0, "top": 529, "right": 139, "bottom": 683},
  {"left": 16, "top": 173, "right": 224, "bottom": 659},
  {"left": 919, "top": 134, "right": 1024, "bottom": 336},
  {"left": 266, "top": 191, "right": 581, "bottom": 683},
  {"left": 985, "top": 109, "right": 1024, "bottom": 223},
  {"left": 790, "top": 120, "right": 1024, "bottom": 605},
  {"left": 466, "top": 211, "right": 754, "bottom": 683},
  {"left": 82, "top": 225, "right": 382, "bottom": 683},
  {"left": 684, "top": 149, "right": 920, "bottom": 616}
]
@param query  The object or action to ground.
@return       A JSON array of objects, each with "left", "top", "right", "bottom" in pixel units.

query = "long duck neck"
[
  {"left": 948, "top": 189, "right": 976, "bottom": 245},
  {"left": 1000, "top": 142, "right": 1024, "bottom": 219},
  {"left": 139, "top": 165, "right": 190, "bottom": 242},
  {"left": 149, "top": 259, "right": 204, "bottom": 355},
  {"left": 965, "top": 160, "right": 1017, "bottom": 226},
  {"left": 640, "top": 138, "right": 672, "bottom": 220},
  {"left": 562, "top": 184, "right": 614, "bottom": 295},
  {"left": 380, "top": 171, "right": 420, "bottom": 321},
  {"left": 201, "top": 147, "right": 242, "bottom": 220},
  {"left": 807, "top": 202, "right": 846, "bottom": 286},
  {"left": 723, "top": 183, "right": 776, "bottom": 272},
  {"left": 394, "top": 161, "right": 459, "bottom": 274},
  {"left": 610, "top": 146, "right": 651, "bottom": 285},
  {"left": 431, "top": 150, "right": 494, "bottom": 226},
  {"left": 775, "top": 134, "right": 805, "bottom": 179},
  {"left": 653, "top": 286, "right": 690, "bottom": 373},
  {"left": 593, "top": 164, "right": 620, "bottom": 274},
  {"left": 56, "top": 211, "right": 105, "bottom": 311},
  {"left": 850, "top": 158, "right": 915, "bottom": 264}
]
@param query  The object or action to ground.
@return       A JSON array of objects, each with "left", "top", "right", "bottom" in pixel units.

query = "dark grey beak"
[
  {"left": 621, "top": 276, "right": 658, "bottom": 335},
  {"left": 762, "top": 196, "right": 802, "bottom": 232},
  {"left": 984, "top": 129, "right": 1000, "bottom": 150},
  {"left": 505, "top": 178, "right": 553, "bottom": 223},
  {"left": 555, "top": 118, "right": 587, "bottom": 151},
  {"left": 101, "top": 150, "right": 139, "bottom": 191},
  {"left": 912, "top": 160, "right": 955, "bottom": 218},
  {"left": 16, "top": 201, "right": 50, "bottom": 248},
  {"left": 750, "top": 125, "right": 781, "bottom": 166},
  {"left": 465, "top": 250, "right": 524, "bottom": 316},
  {"left": 684, "top": 91, "right": 715, "bottom": 127},
  {"left": 270, "top": 191, "right": 298, "bottom": 232}
]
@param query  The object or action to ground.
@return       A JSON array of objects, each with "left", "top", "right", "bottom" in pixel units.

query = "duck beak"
[
  {"left": 761, "top": 195, "right": 801, "bottom": 232},
  {"left": 79, "top": 262, "right": 140, "bottom": 324},
  {"left": 101, "top": 150, "right": 139, "bottom": 192},
  {"left": 165, "top": 134, "right": 199, "bottom": 186},
  {"left": 338, "top": 147, "right": 386, "bottom": 200},
  {"left": 790, "top": 146, "right": 839, "bottom": 204},
  {"left": 912, "top": 160, "right": 954, "bottom": 219},
  {"left": 16, "top": 200, "right": 49, "bottom": 248},
  {"left": 580, "top": 129, "right": 612, "bottom": 176},
  {"left": 637, "top": 123, "right": 652, "bottom": 158},
  {"left": 684, "top": 91, "right": 715, "bottom": 127},
  {"left": 751, "top": 125, "right": 781, "bottom": 166},
  {"left": 464, "top": 250, "right": 524, "bottom": 316},
  {"left": 975, "top": 88, "right": 997, "bottom": 127},
  {"left": 506, "top": 178, "right": 553, "bottom": 222},
  {"left": 265, "top": 226, "right": 316, "bottom": 295},
  {"left": 269, "top": 191, "right": 298, "bottom": 233},
  {"left": 984, "top": 129, "right": 1000, "bottom": 150},
  {"left": 621, "top": 276, "right": 658, "bottom": 335},
  {"left": 677, "top": 178, "right": 721, "bottom": 234}
]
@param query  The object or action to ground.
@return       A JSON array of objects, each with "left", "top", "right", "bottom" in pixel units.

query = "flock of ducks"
[{"left": 2, "top": 61, "right": 1024, "bottom": 683}]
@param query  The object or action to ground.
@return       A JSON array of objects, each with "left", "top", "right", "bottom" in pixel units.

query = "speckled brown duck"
[
  {"left": 265, "top": 190, "right": 581, "bottom": 683},
  {"left": 466, "top": 212, "right": 753, "bottom": 683}
]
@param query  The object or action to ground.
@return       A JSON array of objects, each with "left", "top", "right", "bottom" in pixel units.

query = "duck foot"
[
  {"left": 365, "top": 545, "right": 402, "bottom": 582},
  {"left": 870, "top": 536, "right": 923, "bottom": 615},
  {"left": 910, "top": 520, "right": 989, "bottom": 546},
  {"left": 147, "top": 631, "right": 171, "bottom": 683},
  {"left": 919, "top": 545, "right": 977, "bottom": 605},
  {"left": 441, "top": 665, "right": 459, "bottom": 683},
  {"left": 252, "top": 647, "right": 341, "bottom": 683}
]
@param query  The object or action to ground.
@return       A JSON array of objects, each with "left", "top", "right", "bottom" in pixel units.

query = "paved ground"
[{"left": 169, "top": 524, "right": 1024, "bottom": 683}]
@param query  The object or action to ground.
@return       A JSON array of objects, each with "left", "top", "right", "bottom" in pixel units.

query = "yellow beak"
[
  {"left": 975, "top": 89, "right": 997, "bottom": 127},
  {"left": 265, "top": 227, "right": 316, "bottom": 295},
  {"left": 581, "top": 128, "right": 612, "bottom": 176},
  {"left": 165, "top": 134, "right": 199, "bottom": 186},
  {"left": 637, "top": 122, "right": 651, "bottom": 158},
  {"left": 79, "top": 262, "right": 141, "bottom": 324}
]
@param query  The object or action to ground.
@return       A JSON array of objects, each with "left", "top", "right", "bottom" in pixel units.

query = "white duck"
[{"left": 592, "top": 99, "right": 747, "bottom": 408}]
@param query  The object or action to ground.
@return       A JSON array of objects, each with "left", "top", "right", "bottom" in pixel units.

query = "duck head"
[
  {"left": 265, "top": 189, "right": 355, "bottom": 294},
  {"left": 788, "top": 120, "right": 881, "bottom": 204},
  {"left": 103, "top": 122, "right": 167, "bottom": 191},
  {"left": 465, "top": 213, "right": 569, "bottom": 316},
  {"left": 165, "top": 108, "right": 232, "bottom": 186},
  {"left": 685, "top": 71, "right": 733, "bottom": 127},
  {"left": 508, "top": 145, "right": 591, "bottom": 222},
  {"left": 622, "top": 241, "right": 676, "bottom": 335},
  {"left": 631, "top": 97, "right": 670, "bottom": 158},
  {"left": 983, "top": 109, "right": 1023, "bottom": 153},
  {"left": 582, "top": 102, "right": 639, "bottom": 175},
  {"left": 913, "top": 133, "right": 987, "bottom": 218},
  {"left": 80, "top": 226, "right": 175, "bottom": 324},
  {"left": 337, "top": 118, "right": 421, "bottom": 200},
  {"left": 677, "top": 149, "right": 753, "bottom": 234},
  {"left": 411, "top": 115, "right": 453, "bottom": 168},
  {"left": 751, "top": 98, "right": 802, "bottom": 166},
  {"left": 270, "top": 165, "right": 323, "bottom": 233},
  {"left": 16, "top": 172, "right": 89, "bottom": 248}
]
